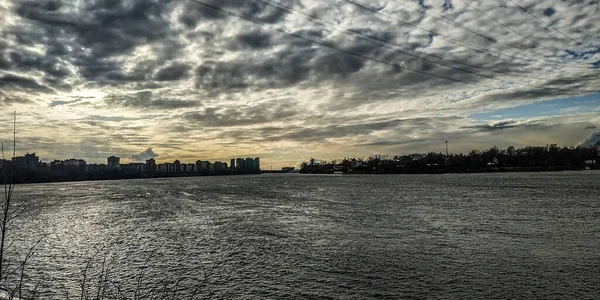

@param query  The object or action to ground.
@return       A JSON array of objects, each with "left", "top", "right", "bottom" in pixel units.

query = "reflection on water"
[{"left": 8, "top": 171, "right": 600, "bottom": 298}]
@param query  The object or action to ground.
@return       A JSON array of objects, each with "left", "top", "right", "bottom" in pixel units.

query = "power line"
[
  {"left": 506, "top": 0, "right": 584, "bottom": 46},
  {"left": 408, "top": 0, "right": 556, "bottom": 60},
  {"left": 188, "top": 0, "right": 597, "bottom": 96},
  {"left": 404, "top": 3, "right": 600, "bottom": 83},
  {"left": 189, "top": 0, "right": 469, "bottom": 85},
  {"left": 255, "top": 0, "right": 594, "bottom": 90},
  {"left": 255, "top": 0, "right": 494, "bottom": 80},
  {"left": 450, "top": 0, "right": 591, "bottom": 69},
  {"left": 341, "top": 0, "right": 590, "bottom": 70}
]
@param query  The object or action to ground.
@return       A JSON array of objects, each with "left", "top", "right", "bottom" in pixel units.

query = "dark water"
[{"left": 9, "top": 171, "right": 600, "bottom": 299}]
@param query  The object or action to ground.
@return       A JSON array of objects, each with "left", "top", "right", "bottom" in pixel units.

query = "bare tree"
[
  {"left": 0, "top": 113, "right": 15, "bottom": 278},
  {"left": 0, "top": 113, "right": 44, "bottom": 300}
]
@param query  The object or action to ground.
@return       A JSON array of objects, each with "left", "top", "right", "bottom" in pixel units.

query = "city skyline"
[
  {"left": 6, "top": 151, "right": 261, "bottom": 169},
  {"left": 0, "top": 0, "right": 598, "bottom": 169},
  {"left": 2, "top": 152, "right": 262, "bottom": 183}
]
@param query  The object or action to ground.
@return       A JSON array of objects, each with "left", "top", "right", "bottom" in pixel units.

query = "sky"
[{"left": 0, "top": 0, "right": 599, "bottom": 168}]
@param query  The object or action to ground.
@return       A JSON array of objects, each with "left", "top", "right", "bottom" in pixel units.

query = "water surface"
[{"left": 10, "top": 171, "right": 600, "bottom": 299}]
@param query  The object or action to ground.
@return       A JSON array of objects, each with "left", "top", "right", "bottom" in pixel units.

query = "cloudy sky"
[{"left": 0, "top": 0, "right": 598, "bottom": 168}]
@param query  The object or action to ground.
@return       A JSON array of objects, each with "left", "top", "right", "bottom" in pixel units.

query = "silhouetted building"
[
  {"left": 107, "top": 156, "right": 120, "bottom": 169},
  {"left": 235, "top": 158, "right": 244, "bottom": 170},
  {"left": 64, "top": 159, "right": 86, "bottom": 167},
  {"left": 196, "top": 160, "right": 212, "bottom": 172},
  {"left": 163, "top": 162, "right": 177, "bottom": 173},
  {"left": 50, "top": 160, "right": 65, "bottom": 168},
  {"left": 184, "top": 163, "right": 196, "bottom": 173},
  {"left": 174, "top": 160, "right": 181, "bottom": 173},
  {"left": 146, "top": 158, "right": 157, "bottom": 173},
  {"left": 86, "top": 164, "right": 107, "bottom": 173},
  {"left": 13, "top": 153, "right": 39, "bottom": 169},
  {"left": 157, "top": 164, "right": 168, "bottom": 173},
  {"left": 123, "top": 163, "right": 146, "bottom": 173},
  {"left": 230, "top": 159, "right": 235, "bottom": 170},
  {"left": 232, "top": 157, "right": 260, "bottom": 172},
  {"left": 214, "top": 161, "right": 228, "bottom": 173}
]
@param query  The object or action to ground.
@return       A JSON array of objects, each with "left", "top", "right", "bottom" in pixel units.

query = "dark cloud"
[
  {"left": 105, "top": 91, "right": 200, "bottom": 109},
  {"left": 131, "top": 147, "right": 159, "bottom": 161},
  {"left": 541, "top": 72, "right": 599, "bottom": 88},
  {"left": 183, "top": 101, "right": 298, "bottom": 127},
  {"left": 284, "top": 27, "right": 326, "bottom": 44},
  {"left": 235, "top": 30, "right": 272, "bottom": 49},
  {"left": 313, "top": 52, "right": 365, "bottom": 76},
  {"left": 154, "top": 63, "right": 192, "bottom": 81},
  {"left": 193, "top": 27, "right": 430, "bottom": 96},
  {"left": 0, "top": 74, "right": 53, "bottom": 92},
  {"left": 0, "top": 50, "right": 71, "bottom": 80},
  {"left": 3, "top": 0, "right": 577, "bottom": 100},
  {"left": 11, "top": 0, "right": 177, "bottom": 85},
  {"left": 218, "top": 117, "right": 459, "bottom": 143},
  {"left": 194, "top": 47, "right": 315, "bottom": 95},
  {"left": 195, "top": 61, "right": 249, "bottom": 92},
  {"left": 543, "top": 7, "right": 556, "bottom": 17},
  {"left": 179, "top": 0, "right": 290, "bottom": 28},
  {"left": 465, "top": 120, "right": 541, "bottom": 132},
  {"left": 355, "top": 139, "right": 430, "bottom": 147},
  {"left": 76, "top": 1, "right": 173, "bottom": 57},
  {"left": 48, "top": 99, "right": 81, "bottom": 107},
  {"left": 442, "top": 0, "right": 454, "bottom": 12},
  {"left": 88, "top": 115, "right": 159, "bottom": 122}
]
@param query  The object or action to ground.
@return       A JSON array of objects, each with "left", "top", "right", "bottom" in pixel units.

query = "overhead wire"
[
  {"left": 189, "top": 0, "right": 470, "bottom": 85},
  {"left": 449, "top": 0, "right": 591, "bottom": 69},
  {"left": 341, "top": 0, "right": 590, "bottom": 70},
  {"left": 255, "top": 0, "right": 589, "bottom": 85},
  {"left": 188, "top": 0, "right": 598, "bottom": 96},
  {"left": 408, "top": 0, "right": 558, "bottom": 61},
  {"left": 505, "top": 0, "right": 585, "bottom": 46}
]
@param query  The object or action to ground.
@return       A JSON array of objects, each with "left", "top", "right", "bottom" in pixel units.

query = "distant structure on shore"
[
  {"left": 230, "top": 157, "right": 260, "bottom": 172},
  {"left": 300, "top": 144, "right": 600, "bottom": 174},
  {"left": 0, "top": 153, "right": 261, "bottom": 184},
  {"left": 262, "top": 166, "right": 297, "bottom": 174}
]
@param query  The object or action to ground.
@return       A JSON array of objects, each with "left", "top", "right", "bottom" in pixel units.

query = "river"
[{"left": 7, "top": 171, "right": 600, "bottom": 299}]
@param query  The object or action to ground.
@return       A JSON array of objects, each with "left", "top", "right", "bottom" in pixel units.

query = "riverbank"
[{"left": 302, "top": 165, "right": 598, "bottom": 175}]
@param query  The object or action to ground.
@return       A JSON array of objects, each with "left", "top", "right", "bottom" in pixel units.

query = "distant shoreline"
[{"left": 300, "top": 166, "right": 598, "bottom": 175}]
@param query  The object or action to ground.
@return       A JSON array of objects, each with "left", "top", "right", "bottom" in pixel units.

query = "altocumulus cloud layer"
[{"left": 0, "top": 0, "right": 599, "bottom": 166}]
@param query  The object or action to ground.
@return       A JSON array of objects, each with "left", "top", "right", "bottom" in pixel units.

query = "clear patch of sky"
[{"left": 470, "top": 92, "right": 600, "bottom": 121}]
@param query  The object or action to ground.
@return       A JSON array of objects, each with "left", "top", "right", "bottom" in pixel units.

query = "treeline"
[{"left": 300, "top": 144, "right": 600, "bottom": 174}]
